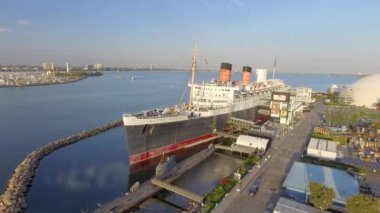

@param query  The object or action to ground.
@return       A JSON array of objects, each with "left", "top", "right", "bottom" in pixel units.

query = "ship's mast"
[
  {"left": 188, "top": 40, "right": 198, "bottom": 110},
  {"left": 272, "top": 55, "right": 277, "bottom": 79}
]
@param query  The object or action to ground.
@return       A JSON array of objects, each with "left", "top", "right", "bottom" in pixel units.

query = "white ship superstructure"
[
  {"left": 189, "top": 78, "right": 285, "bottom": 117},
  {"left": 124, "top": 66, "right": 286, "bottom": 126},
  {"left": 123, "top": 79, "right": 285, "bottom": 125}
]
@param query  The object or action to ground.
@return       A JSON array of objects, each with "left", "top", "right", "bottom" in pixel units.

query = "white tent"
[
  {"left": 235, "top": 135, "right": 269, "bottom": 150},
  {"left": 307, "top": 138, "right": 337, "bottom": 160}
]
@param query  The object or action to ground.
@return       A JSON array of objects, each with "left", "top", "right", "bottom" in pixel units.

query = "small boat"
[{"left": 130, "top": 76, "right": 135, "bottom": 80}]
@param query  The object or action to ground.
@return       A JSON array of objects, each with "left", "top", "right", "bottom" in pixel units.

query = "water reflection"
[
  {"left": 138, "top": 198, "right": 180, "bottom": 213},
  {"left": 52, "top": 162, "right": 129, "bottom": 191},
  {"left": 26, "top": 127, "right": 130, "bottom": 213},
  {"left": 175, "top": 153, "right": 242, "bottom": 195}
]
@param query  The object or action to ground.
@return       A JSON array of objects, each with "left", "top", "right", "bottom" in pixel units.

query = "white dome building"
[{"left": 345, "top": 74, "right": 380, "bottom": 108}]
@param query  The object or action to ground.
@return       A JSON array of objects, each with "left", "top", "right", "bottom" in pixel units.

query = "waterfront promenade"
[{"left": 213, "top": 100, "right": 325, "bottom": 213}]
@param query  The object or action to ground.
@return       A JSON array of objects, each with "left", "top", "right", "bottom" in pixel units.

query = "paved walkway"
[
  {"left": 213, "top": 101, "right": 326, "bottom": 213},
  {"left": 366, "top": 171, "right": 380, "bottom": 198}
]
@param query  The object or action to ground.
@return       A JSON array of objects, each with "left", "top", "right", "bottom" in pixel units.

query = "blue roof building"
[{"left": 283, "top": 162, "right": 359, "bottom": 205}]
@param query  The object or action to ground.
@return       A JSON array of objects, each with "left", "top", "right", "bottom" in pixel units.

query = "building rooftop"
[
  {"left": 274, "top": 197, "right": 322, "bottom": 213},
  {"left": 308, "top": 138, "right": 337, "bottom": 153},
  {"left": 235, "top": 135, "right": 269, "bottom": 150},
  {"left": 283, "top": 162, "right": 359, "bottom": 205}
]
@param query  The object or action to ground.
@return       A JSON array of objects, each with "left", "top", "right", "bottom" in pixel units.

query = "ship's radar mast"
[{"left": 188, "top": 40, "right": 198, "bottom": 110}]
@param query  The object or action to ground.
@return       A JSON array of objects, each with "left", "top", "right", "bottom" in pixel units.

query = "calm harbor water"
[
  {"left": 160, "top": 153, "right": 242, "bottom": 209},
  {"left": 138, "top": 153, "right": 242, "bottom": 212},
  {"left": 0, "top": 71, "right": 360, "bottom": 212}
]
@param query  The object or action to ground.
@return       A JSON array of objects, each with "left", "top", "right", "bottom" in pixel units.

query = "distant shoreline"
[
  {"left": 0, "top": 69, "right": 371, "bottom": 76},
  {"left": 101, "top": 70, "right": 368, "bottom": 76},
  {"left": 0, "top": 76, "right": 86, "bottom": 88}
]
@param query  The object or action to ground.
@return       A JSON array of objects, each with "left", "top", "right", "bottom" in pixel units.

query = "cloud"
[
  {"left": 17, "top": 19, "right": 30, "bottom": 26},
  {"left": 0, "top": 28, "right": 11, "bottom": 33}
]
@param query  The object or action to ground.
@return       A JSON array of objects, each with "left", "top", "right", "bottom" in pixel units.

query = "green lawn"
[
  {"left": 311, "top": 133, "right": 348, "bottom": 145},
  {"left": 324, "top": 107, "right": 380, "bottom": 127},
  {"left": 326, "top": 102, "right": 347, "bottom": 107},
  {"left": 301, "top": 156, "right": 367, "bottom": 175}
]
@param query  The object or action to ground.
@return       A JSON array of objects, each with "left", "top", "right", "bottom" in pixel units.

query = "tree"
[
  {"left": 308, "top": 182, "right": 335, "bottom": 210},
  {"left": 346, "top": 194, "right": 380, "bottom": 213}
]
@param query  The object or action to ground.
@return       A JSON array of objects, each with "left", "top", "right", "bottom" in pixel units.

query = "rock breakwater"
[{"left": 0, "top": 119, "right": 123, "bottom": 212}]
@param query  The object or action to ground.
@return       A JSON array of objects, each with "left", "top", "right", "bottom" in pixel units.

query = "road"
[{"left": 213, "top": 101, "right": 326, "bottom": 213}]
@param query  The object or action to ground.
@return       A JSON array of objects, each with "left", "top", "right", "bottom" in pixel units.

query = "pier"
[
  {"left": 0, "top": 119, "right": 123, "bottom": 213},
  {"left": 94, "top": 146, "right": 215, "bottom": 213},
  {"left": 151, "top": 178, "right": 204, "bottom": 204}
]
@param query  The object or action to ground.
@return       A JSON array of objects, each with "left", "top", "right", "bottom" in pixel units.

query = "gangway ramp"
[
  {"left": 215, "top": 144, "right": 255, "bottom": 156},
  {"left": 247, "top": 128, "right": 275, "bottom": 138},
  {"left": 227, "top": 117, "right": 261, "bottom": 129},
  {"left": 151, "top": 178, "right": 204, "bottom": 204},
  {"left": 215, "top": 131, "right": 238, "bottom": 139},
  {"left": 227, "top": 117, "right": 275, "bottom": 138}
]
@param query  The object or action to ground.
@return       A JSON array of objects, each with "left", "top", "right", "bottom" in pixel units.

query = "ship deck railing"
[{"left": 134, "top": 114, "right": 182, "bottom": 119}]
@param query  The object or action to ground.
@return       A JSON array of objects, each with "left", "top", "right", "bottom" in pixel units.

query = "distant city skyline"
[{"left": 1, "top": 0, "right": 380, "bottom": 74}]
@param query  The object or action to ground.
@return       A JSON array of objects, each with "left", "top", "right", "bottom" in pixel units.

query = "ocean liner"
[{"left": 123, "top": 43, "right": 286, "bottom": 164}]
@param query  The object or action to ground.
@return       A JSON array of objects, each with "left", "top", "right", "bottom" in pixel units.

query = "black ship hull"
[{"left": 124, "top": 107, "right": 256, "bottom": 162}]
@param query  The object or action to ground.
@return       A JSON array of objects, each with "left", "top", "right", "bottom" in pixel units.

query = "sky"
[{"left": 0, "top": 0, "right": 380, "bottom": 74}]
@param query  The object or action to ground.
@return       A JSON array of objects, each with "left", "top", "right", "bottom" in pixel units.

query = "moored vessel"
[{"left": 123, "top": 43, "right": 286, "bottom": 164}]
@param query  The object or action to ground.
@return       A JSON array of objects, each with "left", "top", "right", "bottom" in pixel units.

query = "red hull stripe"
[{"left": 128, "top": 133, "right": 218, "bottom": 164}]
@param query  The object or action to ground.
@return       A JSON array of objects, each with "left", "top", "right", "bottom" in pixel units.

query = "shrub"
[
  {"left": 346, "top": 194, "right": 380, "bottom": 213},
  {"left": 309, "top": 182, "right": 335, "bottom": 210}
]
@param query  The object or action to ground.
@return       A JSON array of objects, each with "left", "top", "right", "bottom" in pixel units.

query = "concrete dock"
[{"left": 94, "top": 146, "right": 215, "bottom": 213}]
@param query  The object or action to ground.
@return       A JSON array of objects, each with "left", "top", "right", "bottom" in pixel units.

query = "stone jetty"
[{"left": 0, "top": 119, "right": 123, "bottom": 213}]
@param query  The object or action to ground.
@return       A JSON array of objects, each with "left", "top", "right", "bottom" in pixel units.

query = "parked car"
[{"left": 249, "top": 178, "right": 261, "bottom": 197}]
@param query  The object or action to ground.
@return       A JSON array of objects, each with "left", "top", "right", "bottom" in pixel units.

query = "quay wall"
[{"left": 0, "top": 119, "right": 123, "bottom": 213}]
